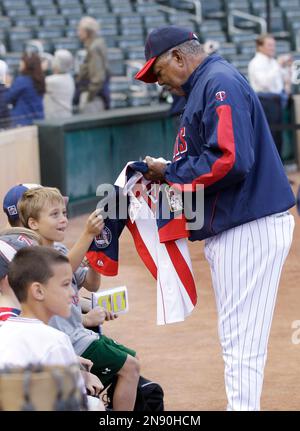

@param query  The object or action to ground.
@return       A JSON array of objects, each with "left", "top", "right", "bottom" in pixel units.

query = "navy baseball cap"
[
  {"left": 3, "top": 184, "right": 69, "bottom": 222},
  {"left": 135, "top": 25, "right": 199, "bottom": 83},
  {"left": 3, "top": 184, "right": 41, "bottom": 222}
]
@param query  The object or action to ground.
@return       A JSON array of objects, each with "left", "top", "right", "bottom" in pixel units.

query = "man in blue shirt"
[{"left": 135, "top": 26, "right": 295, "bottom": 411}]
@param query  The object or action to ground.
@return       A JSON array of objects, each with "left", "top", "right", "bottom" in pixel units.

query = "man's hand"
[{"left": 144, "top": 156, "right": 167, "bottom": 182}]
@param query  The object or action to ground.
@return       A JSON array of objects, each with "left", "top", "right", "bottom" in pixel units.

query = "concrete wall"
[{"left": 0, "top": 126, "right": 40, "bottom": 230}]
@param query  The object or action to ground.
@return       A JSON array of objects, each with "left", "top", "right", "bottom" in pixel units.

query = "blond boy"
[{"left": 18, "top": 187, "right": 140, "bottom": 411}]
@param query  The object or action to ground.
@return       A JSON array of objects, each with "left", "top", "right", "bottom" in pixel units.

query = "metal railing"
[{"left": 228, "top": 9, "right": 267, "bottom": 35}]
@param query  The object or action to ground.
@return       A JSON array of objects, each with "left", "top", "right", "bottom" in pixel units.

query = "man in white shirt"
[
  {"left": 248, "top": 34, "right": 293, "bottom": 157},
  {"left": 248, "top": 34, "right": 292, "bottom": 94}
]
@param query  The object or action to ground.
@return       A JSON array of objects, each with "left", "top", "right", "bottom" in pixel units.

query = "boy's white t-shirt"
[{"left": 0, "top": 316, "right": 80, "bottom": 367}]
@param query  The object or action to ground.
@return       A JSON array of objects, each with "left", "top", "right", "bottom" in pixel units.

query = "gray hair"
[
  {"left": 53, "top": 49, "right": 74, "bottom": 73},
  {"left": 159, "top": 39, "right": 204, "bottom": 61},
  {"left": 79, "top": 16, "right": 100, "bottom": 35}
]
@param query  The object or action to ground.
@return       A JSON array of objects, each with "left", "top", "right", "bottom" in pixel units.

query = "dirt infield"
[{"left": 66, "top": 174, "right": 300, "bottom": 411}]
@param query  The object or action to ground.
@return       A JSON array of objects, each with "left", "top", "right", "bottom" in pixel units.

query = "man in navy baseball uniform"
[{"left": 135, "top": 25, "right": 295, "bottom": 411}]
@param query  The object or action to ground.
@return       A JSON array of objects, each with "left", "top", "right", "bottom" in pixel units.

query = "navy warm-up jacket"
[{"left": 164, "top": 54, "right": 295, "bottom": 241}]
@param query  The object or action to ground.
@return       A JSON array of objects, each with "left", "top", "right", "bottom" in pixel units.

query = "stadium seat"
[
  {"left": 14, "top": 16, "right": 40, "bottom": 28},
  {"left": 100, "top": 24, "right": 119, "bottom": 38},
  {"left": 110, "top": 92, "right": 129, "bottom": 109},
  {"left": 33, "top": 6, "right": 59, "bottom": 17},
  {"left": 260, "top": 8, "right": 286, "bottom": 33},
  {"left": 135, "top": 2, "right": 159, "bottom": 14},
  {"left": 56, "top": 0, "right": 82, "bottom": 6},
  {"left": 198, "top": 20, "right": 224, "bottom": 33},
  {"left": 43, "top": 15, "right": 66, "bottom": 28},
  {"left": 82, "top": 0, "right": 108, "bottom": 6},
  {"left": 85, "top": 5, "right": 110, "bottom": 16},
  {"left": 167, "top": 16, "right": 198, "bottom": 32},
  {"left": 107, "top": 47, "right": 125, "bottom": 76},
  {"left": 239, "top": 40, "right": 257, "bottom": 56},
  {"left": 31, "top": 0, "right": 55, "bottom": 6},
  {"left": 8, "top": 27, "right": 34, "bottom": 52},
  {"left": 201, "top": 0, "right": 225, "bottom": 19},
  {"left": 202, "top": 31, "right": 228, "bottom": 44},
  {"left": 276, "top": 39, "right": 292, "bottom": 54},
  {"left": 143, "top": 14, "right": 168, "bottom": 27},
  {"left": 120, "top": 25, "right": 144, "bottom": 37},
  {"left": 119, "top": 14, "right": 143, "bottom": 26},
  {"left": 0, "top": 17, "right": 11, "bottom": 30},
  {"left": 36, "top": 28, "right": 65, "bottom": 41},
  {"left": 6, "top": 6, "right": 32, "bottom": 18},
  {"left": 97, "top": 15, "right": 118, "bottom": 26},
  {"left": 218, "top": 43, "right": 238, "bottom": 59},
  {"left": 110, "top": 76, "right": 131, "bottom": 93},
  {"left": 111, "top": 5, "right": 133, "bottom": 14},
  {"left": 277, "top": 0, "right": 299, "bottom": 11},
  {"left": 65, "top": 28, "right": 77, "bottom": 38},
  {"left": 126, "top": 46, "right": 145, "bottom": 61},
  {"left": 129, "top": 91, "right": 151, "bottom": 107},
  {"left": 52, "top": 37, "right": 81, "bottom": 53},
  {"left": 4, "top": 52, "right": 22, "bottom": 76},
  {"left": 59, "top": 6, "right": 83, "bottom": 17},
  {"left": 116, "top": 36, "right": 144, "bottom": 50},
  {"left": 2, "top": 0, "right": 29, "bottom": 7}
]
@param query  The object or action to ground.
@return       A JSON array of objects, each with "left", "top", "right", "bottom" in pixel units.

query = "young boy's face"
[
  {"left": 30, "top": 201, "right": 68, "bottom": 245},
  {"left": 42, "top": 262, "right": 74, "bottom": 320}
]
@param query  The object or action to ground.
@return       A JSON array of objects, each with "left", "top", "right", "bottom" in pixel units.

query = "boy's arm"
[
  {"left": 82, "top": 267, "right": 101, "bottom": 292},
  {"left": 67, "top": 209, "right": 104, "bottom": 273}
]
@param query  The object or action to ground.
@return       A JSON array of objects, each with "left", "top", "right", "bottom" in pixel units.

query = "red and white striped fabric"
[{"left": 116, "top": 163, "right": 197, "bottom": 325}]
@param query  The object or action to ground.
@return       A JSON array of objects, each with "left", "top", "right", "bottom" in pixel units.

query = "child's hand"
[
  {"left": 83, "top": 306, "right": 106, "bottom": 327},
  {"left": 85, "top": 209, "right": 104, "bottom": 237}
]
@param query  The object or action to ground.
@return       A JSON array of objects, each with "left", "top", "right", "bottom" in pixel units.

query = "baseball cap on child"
[
  {"left": 2, "top": 184, "right": 42, "bottom": 222},
  {"left": 135, "top": 25, "right": 199, "bottom": 83},
  {"left": 3, "top": 184, "right": 69, "bottom": 222},
  {"left": 0, "top": 230, "right": 40, "bottom": 279}
]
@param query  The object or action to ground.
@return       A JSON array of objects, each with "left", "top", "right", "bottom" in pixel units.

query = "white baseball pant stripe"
[{"left": 204, "top": 211, "right": 294, "bottom": 411}]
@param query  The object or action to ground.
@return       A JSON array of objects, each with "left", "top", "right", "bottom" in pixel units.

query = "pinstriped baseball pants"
[{"left": 204, "top": 211, "right": 294, "bottom": 411}]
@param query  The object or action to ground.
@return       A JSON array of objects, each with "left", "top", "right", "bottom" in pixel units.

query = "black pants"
[{"left": 258, "top": 93, "right": 283, "bottom": 157}]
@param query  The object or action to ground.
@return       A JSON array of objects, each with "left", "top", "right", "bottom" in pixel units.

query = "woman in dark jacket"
[{"left": 5, "top": 53, "right": 45, "bottom": 126}]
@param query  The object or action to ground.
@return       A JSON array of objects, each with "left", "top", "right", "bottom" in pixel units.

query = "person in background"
[
  {"left": 0, "top": 59, "right": 10, "bottom": 129},
  {"left": 44, "top": 49, "right": 75, "bottom": 120},
  {"left": 76, "top": 16, "right": 110, "bottom": 113},
  {"left": 248, "top": 34, "right": 293, "bottom": 157},
  {"left": 4, "top": 52, "right": 45, "bottom": 126}
]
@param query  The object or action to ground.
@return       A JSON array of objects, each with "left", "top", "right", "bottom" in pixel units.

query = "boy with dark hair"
[
  {"left": 0, "top": 246, "right": 105, "bottom": 411},
  {"left": 18, "top": 186, "right": 140, "bottom": 411},
  {"left": 0, "top": 246, "right": 81, "bottom": 375}
]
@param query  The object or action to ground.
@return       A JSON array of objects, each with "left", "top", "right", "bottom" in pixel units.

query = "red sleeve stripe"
[
  {"left": 158, "top": 215, "right": 189, "bottom": 243},
  {"left": 167, "top": 104, "right": 236, "bottom": 192}
]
